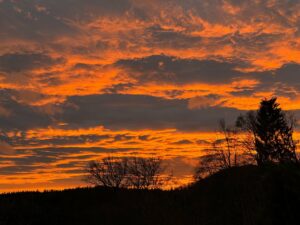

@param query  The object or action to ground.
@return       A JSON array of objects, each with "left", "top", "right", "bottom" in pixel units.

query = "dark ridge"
[{"left": 1, "top": 164, "right": 300, "bottom": 225}]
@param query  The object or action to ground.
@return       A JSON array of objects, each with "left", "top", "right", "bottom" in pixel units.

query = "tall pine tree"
[{"left": 237, "top": 98, "right": 298, "bottom": 165}]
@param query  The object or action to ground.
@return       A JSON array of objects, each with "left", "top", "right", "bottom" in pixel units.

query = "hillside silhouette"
[{"left": 1, "top": 164, "right": 300, "bottom": 225}]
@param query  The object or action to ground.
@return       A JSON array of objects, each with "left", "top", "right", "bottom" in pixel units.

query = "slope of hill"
[{"left": 1, "top": 164, "right": 300, "bottom": 225}]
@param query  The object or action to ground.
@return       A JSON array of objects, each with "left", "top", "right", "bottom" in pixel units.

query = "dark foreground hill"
[{"left": 1, "top": 164, "right": 300, "bottom": 225}]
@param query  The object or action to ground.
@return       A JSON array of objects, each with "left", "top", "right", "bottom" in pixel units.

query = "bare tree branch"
[{"left": 85, "top": 157, "right": 172, "bottom": 189}]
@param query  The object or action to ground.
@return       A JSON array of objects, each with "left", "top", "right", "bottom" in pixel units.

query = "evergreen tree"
[{"left": 237, "top": 97, "right": 298, "bottom": 165}]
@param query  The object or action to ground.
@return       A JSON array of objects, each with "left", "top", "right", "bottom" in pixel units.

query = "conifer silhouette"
[{"left": 237, "top": 97, "right": 298, "bottom": 165}]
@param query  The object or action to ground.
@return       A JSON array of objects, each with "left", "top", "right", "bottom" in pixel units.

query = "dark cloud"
[
  {"left": 42, "top": 0, "right": 132, "bottom": 20},
  {"left": 103, "top": 83, "right": 135, "bottom": 94},
  {"left": 0, "top": 0, "right": 77, "bottom": 42},
  {"left": 113, "top": 134, "right": 135, "bottom": 142},
  {"left": 163, "top": 90, "right": 185, "bottom": 98},
  {"left": 15, "top": 135, "right": 111, "bottom": 147},
  {"left": 60, "top": 94, "right": 244, "bottom": 131},
  {"left": 138, "top": 135, "right": 150, "bottom": 141},
  {"left": 230, "top": 89, "right": 256, "bottom": 97},
  {"left": 0, "top": 0, "right": 136, "bottom": 43},
  {"left": 172, "top": 139, "right": 194, "bottom": 145},
  {"left": 0, "top": 90, "right": 52, "bottom": 130},
  {"left": 274, "top": 64, "right": 300, "bottom": 88},
  {"left": 189, "top": 0, "right": 300, "bottom": 27},
  {"left": 71, "top": 63, "right": 102, "bottom": 71},
  {"left": 252, "top": 63, "right": 300, "bottom": 96},
  {"left": 145, "top": 25, "right": 203, "bottom": 49},
  {"left": 116, "top": 55, "right": 248, "bottom": 84},
  {"left": 188, "top": 94, "right": 222, "bottom": 109},
  {"left": 229, "top": 32, "right": 284, "bottom": 51},
  {"left": 37, "top": 72, "right": 63, "bottom": 86},
  {"left": 0, "top": 165, "right": 45, "bottom": 175},
  {"left": 27, "top": 147, "right": 139, "bottom": 159},
  {"left": 0, "top": 146, "right": 141, "bottom": 176},
  {"left": 0, "top": 52, "right": 64, "bottom": 73}
]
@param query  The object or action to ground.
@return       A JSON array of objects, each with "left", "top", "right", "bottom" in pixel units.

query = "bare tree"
[
  {"left": 236, "top": 111, "right": 258, "bottom": 160},
  {"left": 85, "top": 157, "right": 128, "bottom": 188},
  {"left": 85, "top": 157, "right": 171, "bottom": 189},
  {"left": 127, "top": 157, "right": 170, "bottom": 189},
  {"left": 195, "top": 119, "right": 253, "bottom": 180}
]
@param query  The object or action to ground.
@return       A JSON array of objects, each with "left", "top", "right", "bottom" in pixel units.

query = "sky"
[{"left": 0, "top": 0, "right": 300, "bottom": 192}]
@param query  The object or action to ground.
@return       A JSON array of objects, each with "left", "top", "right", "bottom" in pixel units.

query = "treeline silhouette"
[
  {"left": 1, "top": 97, "right": 300, "bottom": 225},
  {"left": 1, "top": 164, "right": 300, "bottom": 225}
]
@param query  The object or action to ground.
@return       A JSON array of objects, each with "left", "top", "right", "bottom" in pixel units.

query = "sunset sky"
[{"left": 0, "top": 0, "right": 300, "bottom": 192}]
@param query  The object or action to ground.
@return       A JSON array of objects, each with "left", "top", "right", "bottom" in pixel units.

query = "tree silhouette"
[
  {"left": 86, "top": 157, "right": 128, "bottom": 188},
  {"left": 127, "top": 157, "right": 171, "bottom": 189},
  {"left": 236, "top": 97, "right": 298, "bottom": 165},
  {"left": 195, "top": 97, "right": 298, "bottom": 180},
  {"left": 85, "top": 157, "right": 170, "bottom": 189},
  {"left": 194, "top": 119, "right": 252, "bottom": 180}
]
